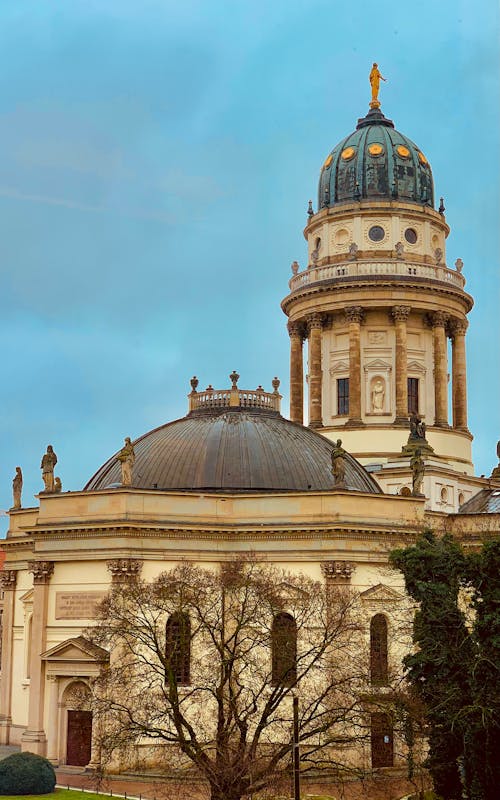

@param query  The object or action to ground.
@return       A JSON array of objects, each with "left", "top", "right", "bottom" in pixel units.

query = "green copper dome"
[{"left": 318, "top": 108, "right": 434, "bottom": 209}]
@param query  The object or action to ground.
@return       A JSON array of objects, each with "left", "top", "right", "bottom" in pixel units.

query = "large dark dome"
[
  {"left": 318, "top": 107, "right": 434, "bottom": 209},
  {"left": 85, "top": 407, "right": 381, "bottom": 494}
]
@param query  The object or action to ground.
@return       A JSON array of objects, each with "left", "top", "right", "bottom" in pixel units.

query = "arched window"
[
  {"left": 165, "top": 612, "right": 191, "bottom": 685},
  {"left": 271, "top": 612, "right": 297, "bottom": 686},
  {"left": 370, "top": 614, "right": 388, "bottom": 686},
  {"left": 371, "top": 712, "right": 394, "bottom": 767}
]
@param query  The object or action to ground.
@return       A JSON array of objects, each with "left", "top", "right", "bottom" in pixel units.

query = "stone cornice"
[{"left": 281, "top": 274, "right": 473, "bottom": 316}]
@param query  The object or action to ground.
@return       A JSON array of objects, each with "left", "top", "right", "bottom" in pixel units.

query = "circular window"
[
  {"left": 405, "top": 228, "right": 418, "bottom": 244},
  {"left": 335, "top": 228, "right": 350, "bottom": 245},
  {"left": 368, "top": 143, "right": 384, "bottom": 156},
  {"left": 323, "top": 154, "right": 333, "bottom": 169},
  {"left": 417, "top": 150, "right": 428, "bottom": 165},
  {"left": 341, "top": 146, "right": 356, "bottom": 161},
  {"left": 397, "top": 144, "right": 410, "bottom": 158},
  {"left": 368, "top": 225, "right": 385, "bottom": 242}
]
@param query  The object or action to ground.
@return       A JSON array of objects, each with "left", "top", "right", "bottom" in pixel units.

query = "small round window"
[
  {"left": 368, "top": 143, "right": 384, "bottom": 156},
  {"left": 368, "top": 225, "right": 385, "bottom": 242},
  {"left": 405, "top": 228, "right": 418, "bottom": 244},
  {"left": 397, "top": 145, "right": 410, "bottom": 158},
  {"left": 323, "top": 154, "right": 333, "bottom": 169},
  {"left": 341, "top": 146, "right": 356, "bottom": 161},
  {"left": 417, "top": 150, "right": 428, "bottom": 165}
]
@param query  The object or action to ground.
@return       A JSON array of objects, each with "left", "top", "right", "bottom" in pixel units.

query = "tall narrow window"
[
  {"left": 166, "top": 612, "right": 191, "bottom": 685},
  {"left": 337, "top": 378, "right": 350, "bottom": 416},
  {"left": 407, "top": 377, "right": 419, "bottom": 415},
  {"left": 370, "top": 614, "right": 388, "bottom": 686},
  {"left": 271, "top": 612, "right": 297, "bottom": 686},
  {"left": 371, "top": 712, "right": 394, "bottom": 767}
]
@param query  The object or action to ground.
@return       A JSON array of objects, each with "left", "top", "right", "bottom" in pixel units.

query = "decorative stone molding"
[
  {"left": 28, "top": 561, "right": 54, "bottom": 585},
  {"left": 429, "top": 310, "right": 447, "bottom": 328},
  {"left": 345, "top": 306, "right": 364, "bottom": 325},
  {"left": 321, "top": 561, "right": 355, "bottom": 583},
  {"left": 391, "top": 305, "right": 411, "bottom": 322},
  {"left": 287, "top": 321, "right": 305, "bottom": 340},
  {"left": 107, "top": 558, "right": 143, "bottom": 583},
  {"left": 307, "top": 313, "right": 323, "bottom": 332},
  {"left": 0, "top": 570, "right": 17, "bottom": 590},
  {"left": 448, "top": 318, "right": 468, "bottom": 338}
]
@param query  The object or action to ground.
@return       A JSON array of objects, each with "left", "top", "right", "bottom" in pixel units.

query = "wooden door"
[{"left": 66, "top": 710, "right": 92, "bottom": 766}]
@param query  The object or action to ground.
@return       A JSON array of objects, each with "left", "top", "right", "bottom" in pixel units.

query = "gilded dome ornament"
[{"left": 369, "top": 62, "right": 386, "bottom": 109}]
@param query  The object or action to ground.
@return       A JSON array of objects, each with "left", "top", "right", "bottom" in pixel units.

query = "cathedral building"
[{"left": 0, "top": 87, "right": 498, "bottom": 778}]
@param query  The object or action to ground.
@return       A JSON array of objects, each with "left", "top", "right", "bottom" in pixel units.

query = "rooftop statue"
[
  {"left": 12, "top": 467, "right": 22, "bottom": 510},
  {"left": 331, "top": 439, "right": 347, "bottom": 489},
  {"left": 369, "top": 62, "right": 386, "bottom": 109},
  {"left": 117, "top": 437, "right": 135, "bottom": 487},
  {"left": 41, "top": 445, "right": 57, "bottom": 493}
]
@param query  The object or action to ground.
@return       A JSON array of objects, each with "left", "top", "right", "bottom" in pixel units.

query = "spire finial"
[{"left": 369, "top": 63, "right": 386, "bottom": 109}]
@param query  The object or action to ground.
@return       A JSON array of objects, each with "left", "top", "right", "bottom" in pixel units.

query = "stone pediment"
[
  {"left": 364, "top": 358, "right": 391, "bottom": 371},
  {"left": 360, "top": 583, "right": 403, "bottom": 603},
  {"left": 330, "top": 359, "right": 349, "bottom": 374},
  {"left": 41, "top": 636, "right": 109, "bottom": 663},
  {"left": 276, "top": 581, "right": 309, "bottom": 602},
  {"left": 407, "top": 360, "right": 426, "bottom": 374}
]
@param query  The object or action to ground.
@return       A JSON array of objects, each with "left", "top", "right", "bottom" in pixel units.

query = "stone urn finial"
[
  {"left": 307, "top": 200, "right": 314, "bottom": 217},
  {"left": 291, "top": 260, "right": 299, "bottom": 275},
  {"left": 455, "top": 258, "right": 463, "bottom": 273},
  {"left": 190, "top": 375, "right": 199, "bottom": 393},
  {"left": 229, "top": 371, "right": 240, "bottom": 389},
  {"left": 272, "top": 377, "right": 280, "bottom": 394}
]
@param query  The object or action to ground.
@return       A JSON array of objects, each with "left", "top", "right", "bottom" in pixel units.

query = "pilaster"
[
  {"left": 0, "top": 570, "right": 17, "bottom": 744},
  {"left": 345, "top": 306, "right": 364, "bottom": 425},
  {"left": 22, "top": 561, "right": 54, "bottom": 754}
]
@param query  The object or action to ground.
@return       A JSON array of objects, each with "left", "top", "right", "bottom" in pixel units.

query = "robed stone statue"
[
  {"left": 117, "top": 437, "right": 135, "bottom": 486},
  {"left": 12, "top": 467, "right": 23, "bottom": 509},
  {"left": 41, "top": 446, "right": 58, "bottom": 493}
]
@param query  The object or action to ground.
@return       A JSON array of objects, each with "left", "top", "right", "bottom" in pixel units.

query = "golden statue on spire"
[{"left": 369, "top": 63, "right": 386, "bottom": 109}]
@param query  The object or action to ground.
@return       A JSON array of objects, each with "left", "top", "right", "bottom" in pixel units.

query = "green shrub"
[{"left": 0, "top": 751, "right": 56, "bottom": 794}]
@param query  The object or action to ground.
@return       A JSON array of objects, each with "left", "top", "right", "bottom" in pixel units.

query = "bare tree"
[{"left": 87, "top": 558, "right": 371, "bottom": 800}]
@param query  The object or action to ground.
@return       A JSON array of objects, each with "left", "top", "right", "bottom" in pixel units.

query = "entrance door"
[{"left": 66, "top": 710, "right": 92, "bottom": 766}]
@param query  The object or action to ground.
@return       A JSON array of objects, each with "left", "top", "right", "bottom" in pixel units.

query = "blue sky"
[{"left": 1, "top": 0, "right": 499, "bottom": 527}]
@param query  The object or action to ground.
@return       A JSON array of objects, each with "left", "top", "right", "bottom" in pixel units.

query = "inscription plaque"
[{"left": 55, "top": 592, "right": 106, "bottom": 620}]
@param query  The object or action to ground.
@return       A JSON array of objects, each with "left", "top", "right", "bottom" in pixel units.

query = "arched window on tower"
[
  {"left": 271, "top": 612, "right": 297, "bottom": 686},
  {"left": 165, "top": 612, "right": 191, "bottom": 686},
  {"left": 370, "top": 614, "right": 388, "bottom": 686}
]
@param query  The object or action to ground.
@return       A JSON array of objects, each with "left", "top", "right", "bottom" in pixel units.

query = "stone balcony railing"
[
  {"left": 288, "top": 260, "right": 466, "bottom": 292},
  {"left": 188, "top": 373, "right": 282, "bottom": 413}
]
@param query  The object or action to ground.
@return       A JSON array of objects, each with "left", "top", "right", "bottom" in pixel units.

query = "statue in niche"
[
  {"left": 41, "top": 445, "right": 57, "bottom": 493},
  {"left": 409, "top": 413, "right": 427, "bottom": 441},
  {"left": 12, "top": 467, "right": 23, "bottom": 509},
  {"left": 410, "top": 448, "right": 425, "bottom": 496},
  {"left": 371, "top": 378, "right": 385, "bottom": 413},
  {"left": 117, "top": 437, "right": 135, "bottom": 486},
  {"left": 348, "top": 242, "right": 358, "bottom": 261},
  {"left": 331, "top": 439, "right": 347, "bottom": 489}
]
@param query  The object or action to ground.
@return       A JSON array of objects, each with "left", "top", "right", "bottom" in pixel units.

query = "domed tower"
[{"left": 282, "top": 82, "right": 477, "bottom": 509}]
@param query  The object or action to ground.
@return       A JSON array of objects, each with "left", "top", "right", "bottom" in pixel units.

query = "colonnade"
[{"left": 288, "top": 306, "right": 469, "bottom": 432}]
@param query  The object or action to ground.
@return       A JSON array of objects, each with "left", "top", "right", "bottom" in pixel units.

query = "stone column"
[
  {"left": 288, "top": 321, "right": 304, "bottom": 424},
  {"left": 307, "top": 314, "right": 323, "bottom": 428},
  {"left": 392, "top": 306, "right": 411, "bottom": 423},
  {"left": 450, "top": 319, "right": 468, "bottom": 431},
  {"left": 431, "top": 312, "right": 449, "bottom": 427},
  {"left": 46, "top": 675, "right": 59, "bottom": 764},
  {"left": 21, "top": 561, "right": 54, "bottom": 754},
  {"left": 0, "top": 570, "right": 17, "bottom": 744},
  {"left": 345, "top": 306, "right": 364, "bottom": 425}
]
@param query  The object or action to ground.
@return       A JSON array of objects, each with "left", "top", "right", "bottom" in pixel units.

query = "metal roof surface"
[
  {"left": 458, "top": 488, "right": 500, "bottom": 514},
  {"left": 85, "top": 408, "right": 382, "bottom": 494}
]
